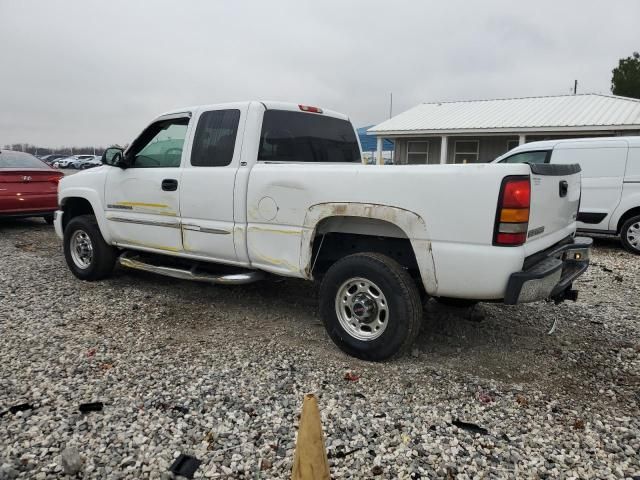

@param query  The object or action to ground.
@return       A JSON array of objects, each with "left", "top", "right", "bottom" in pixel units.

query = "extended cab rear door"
[{"left": 178, "top": 103, "right": 247, "bottom": 263}]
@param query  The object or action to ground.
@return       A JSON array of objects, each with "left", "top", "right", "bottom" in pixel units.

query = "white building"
[{"left": 368, "top": 94, "right": 640, "bottom": 165}]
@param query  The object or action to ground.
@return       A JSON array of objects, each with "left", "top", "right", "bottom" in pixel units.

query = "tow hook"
[
  {"left": 564, "top": 289, "right": 579, "bottom": 302},
  {"left": 551, "top": 287, "right": 579, "bottom": 304}
]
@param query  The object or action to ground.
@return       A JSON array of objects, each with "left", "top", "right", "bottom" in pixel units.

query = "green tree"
[{"left": 611, "top": 51, "right": 640, "bottom": 99}]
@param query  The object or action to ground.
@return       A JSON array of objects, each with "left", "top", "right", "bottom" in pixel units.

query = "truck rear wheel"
[
  {"left": 319, "top": 253, "right": 422, "bottom": 361},
  {"left": 63, "top": 214, "right": 117, "bottom": 280},
  {"left": 620, "top": 215, "right": 640, "bottom": 255}
]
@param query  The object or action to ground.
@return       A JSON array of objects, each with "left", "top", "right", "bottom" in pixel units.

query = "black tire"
[
  {"left": 63, "top": 214, "right": 117, "bottom": 280},
  {"left": 434, "top": 297, "right": 478, "bottom": 308},
  {"left": 319, "top": 252, "right": 422, "bottom": 361},
  {"left": 620, "top": 215, "right": 640, "bottom": 255},
  {"left": 43, "top": 214, "right": 54, "bottom": 225}
]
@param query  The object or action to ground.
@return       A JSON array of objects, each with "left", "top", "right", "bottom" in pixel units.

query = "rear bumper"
[{"left": 504, "top": 236, "right": 592, "bottom": 304}]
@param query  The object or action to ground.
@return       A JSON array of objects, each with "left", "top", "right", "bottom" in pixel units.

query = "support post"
[
  {"left": 518, "top": 134, "right": 526, "bottom": 146},
  {"left": 376, "top": 137, "right": 383, "bottom": 165},
  {"left": 440, "top": 136, "right": 448, "bottom": 164}
]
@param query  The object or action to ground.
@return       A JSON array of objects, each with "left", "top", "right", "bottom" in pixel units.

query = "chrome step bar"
[{"left": 118, "top": 252, "right": 265, "bottom": 285}]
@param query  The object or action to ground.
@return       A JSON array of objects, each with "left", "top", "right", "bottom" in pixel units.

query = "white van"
[{"left": 494, "top": 136, "right": 640, "bottom": 254}]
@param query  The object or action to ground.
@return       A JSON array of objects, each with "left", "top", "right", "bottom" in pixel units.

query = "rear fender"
[{"left": 300, "top": 202, "right": 438, "bottom": 294}]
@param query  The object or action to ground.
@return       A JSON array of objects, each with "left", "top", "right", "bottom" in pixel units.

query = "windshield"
[
  {"left": 499, "top": 150, "right": 549, "bottom": 164},
  {"left": 0, "top": 151, "right": 49, "bottom": 169}
]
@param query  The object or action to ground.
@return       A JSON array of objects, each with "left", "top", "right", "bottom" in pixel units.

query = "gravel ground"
[{"left": 1, "top": 219, "right": 639, "bottom": 479}]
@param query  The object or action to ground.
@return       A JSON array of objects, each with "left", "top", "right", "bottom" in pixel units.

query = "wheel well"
[
  {"left": 311, "top": 228, "right": 419, "bottom": 279},
  {"left": 61, "top": 197, "right": 94, "bottom": 230},
  {"left": 617, "top": 207, "right": 640, "bottom": 233}
]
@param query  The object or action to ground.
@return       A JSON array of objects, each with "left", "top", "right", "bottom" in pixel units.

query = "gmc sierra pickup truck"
[{"left": 55, "top": 101, "right": 591, "bottom": 360}]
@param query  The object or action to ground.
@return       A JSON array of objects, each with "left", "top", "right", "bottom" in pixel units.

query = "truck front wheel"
[
  {"left": 63, "top": 214, "right": 117, "bottom": 280},
  {"left": 319, "top": 253, "right": 422, "bottom": 361}
]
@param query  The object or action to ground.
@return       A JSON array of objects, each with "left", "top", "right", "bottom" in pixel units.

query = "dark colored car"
[{"left": 0, "top": 150, "right": 64, "bottom": 224}]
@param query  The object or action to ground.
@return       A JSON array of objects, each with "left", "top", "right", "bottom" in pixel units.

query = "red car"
[{"left": 0, "top": 150, "right": 64, "bottom": 224}]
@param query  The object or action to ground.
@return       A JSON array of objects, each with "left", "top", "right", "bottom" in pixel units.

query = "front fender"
[{"left": 60, "top": 187, "right": 112, "bottom": 244}]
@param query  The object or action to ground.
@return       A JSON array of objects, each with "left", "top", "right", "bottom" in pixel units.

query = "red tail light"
[
  {"left": 298, "top": 104, "right": 323, "bottom": 114},
  {"left": 48, "top": 174, "right": 63, "bottom": 185},
  {"left": 494, "top": 176, "right": 530, "bottom": 246}
]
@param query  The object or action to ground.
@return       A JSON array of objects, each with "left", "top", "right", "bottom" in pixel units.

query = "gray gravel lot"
[{"left": 1, "top": 219, "right": 639, "bottom": 479}]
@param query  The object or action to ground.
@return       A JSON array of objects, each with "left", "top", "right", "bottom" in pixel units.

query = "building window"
[
  {"left": 407, "top": 141, "right": 429, "bottom": 164},
  {"left": 453, "top": 140, "right": 479, "bottom": 163},
  {"left": 506, "top": 139, "right": 519, "bottom": 152}
]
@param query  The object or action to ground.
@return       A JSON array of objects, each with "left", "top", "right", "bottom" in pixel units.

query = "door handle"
[
  {"left": 559, "top": 180, "right": 568, "bottom": 198},
  {"left": 161, "top": 179, "right": 178, "bottom": 191}
]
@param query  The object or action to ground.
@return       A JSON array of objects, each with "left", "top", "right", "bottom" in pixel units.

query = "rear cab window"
[{"left": 258, "top": 110, "right": 361, "bottom": 163}]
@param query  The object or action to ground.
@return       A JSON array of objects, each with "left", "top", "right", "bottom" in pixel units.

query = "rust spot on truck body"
[{"left": 300, "top": 203, "right": 438, "bottom": 292}]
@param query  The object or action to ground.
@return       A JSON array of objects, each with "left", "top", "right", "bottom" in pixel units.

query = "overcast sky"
[{"left": 1, "top": 0, "right": 638, "bottom": 147}]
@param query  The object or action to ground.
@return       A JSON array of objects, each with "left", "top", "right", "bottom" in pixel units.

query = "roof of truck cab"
[{"left": 158, "top": 101, "right": 349, "bottom": 121}]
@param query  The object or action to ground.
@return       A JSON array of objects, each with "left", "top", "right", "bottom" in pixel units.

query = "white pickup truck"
[{"left": 55, "top": 101, "right": 591, "bottom": 360}]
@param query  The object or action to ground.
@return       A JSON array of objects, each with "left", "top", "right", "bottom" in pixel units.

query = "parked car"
[
  {"left": 68, "top": 155, "right": 100, "bottom": 169},
  {"left": 54, "top": 101, "right": 591, "bottom": 360},
  {"left": 494, "top": 136, "right": 640, "bottom": 254},
  {"left": 0, "top": 149, "right": 64, "bottom": 224},
  {"left": 53, "top": 156, "right": 77, "bottom": 168},
  {"left": 40, "top": 154, "right": 69, "bottom": 165},
  {"left": 79, "top": 157, "right": 102, "bottom": 169}
]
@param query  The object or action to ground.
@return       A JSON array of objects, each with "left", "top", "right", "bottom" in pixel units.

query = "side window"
[
  {"left": 407, "top": 141, "right": 429, "bottom": 164},
  {"left": 191, "top": 109, "right": 241, "bottom": 167},
  {"left": 500, "top": 150, "right": 549, "bottom": 164},
  {"left": 453, "top": 140, "right": 479, "bottom": 164},
  {"left": 129, "top": 118, "right": 189, "bottom": 168}
]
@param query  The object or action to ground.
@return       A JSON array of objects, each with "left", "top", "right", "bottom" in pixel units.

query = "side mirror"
[{"left": 102, "top": 147, "right": 125, "bottom": 167}]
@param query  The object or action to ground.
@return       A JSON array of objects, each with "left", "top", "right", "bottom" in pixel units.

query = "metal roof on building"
[{"left": 368, "top": 94, "right": 640, "bottom": 136}]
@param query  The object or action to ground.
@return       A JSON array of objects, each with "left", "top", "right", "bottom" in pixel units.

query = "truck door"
[
  {"left": 103, "top": 114, "right": 190, "bottom": 253},
  {"left": 551, "top": 140, "right": 627, "bottom": 230},
  {"left": 178, "top": 105, "right": 245, "bottom": 263}
]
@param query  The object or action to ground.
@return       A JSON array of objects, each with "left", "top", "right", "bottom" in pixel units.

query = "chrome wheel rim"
[
  {"left": 335, "top": 277, "right": 388, "bottom": 341},
  {"left": 626, "top": 222, "right": 640, "bottom": 251},
  {"left": 70, "top": 230, "right": 93, "bottom": 269}
]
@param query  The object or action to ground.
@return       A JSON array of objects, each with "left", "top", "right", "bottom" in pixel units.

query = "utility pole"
[
  {"left": 574, "top": 80, "right": 578, "bottom": 95},
  {"left": 389, "top": 93, "right": 393, "bottom": 119}
]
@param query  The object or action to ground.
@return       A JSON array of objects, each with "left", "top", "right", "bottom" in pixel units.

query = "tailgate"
[{"left": 525, "top": 163, "right": 581, "bottom": 255}]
